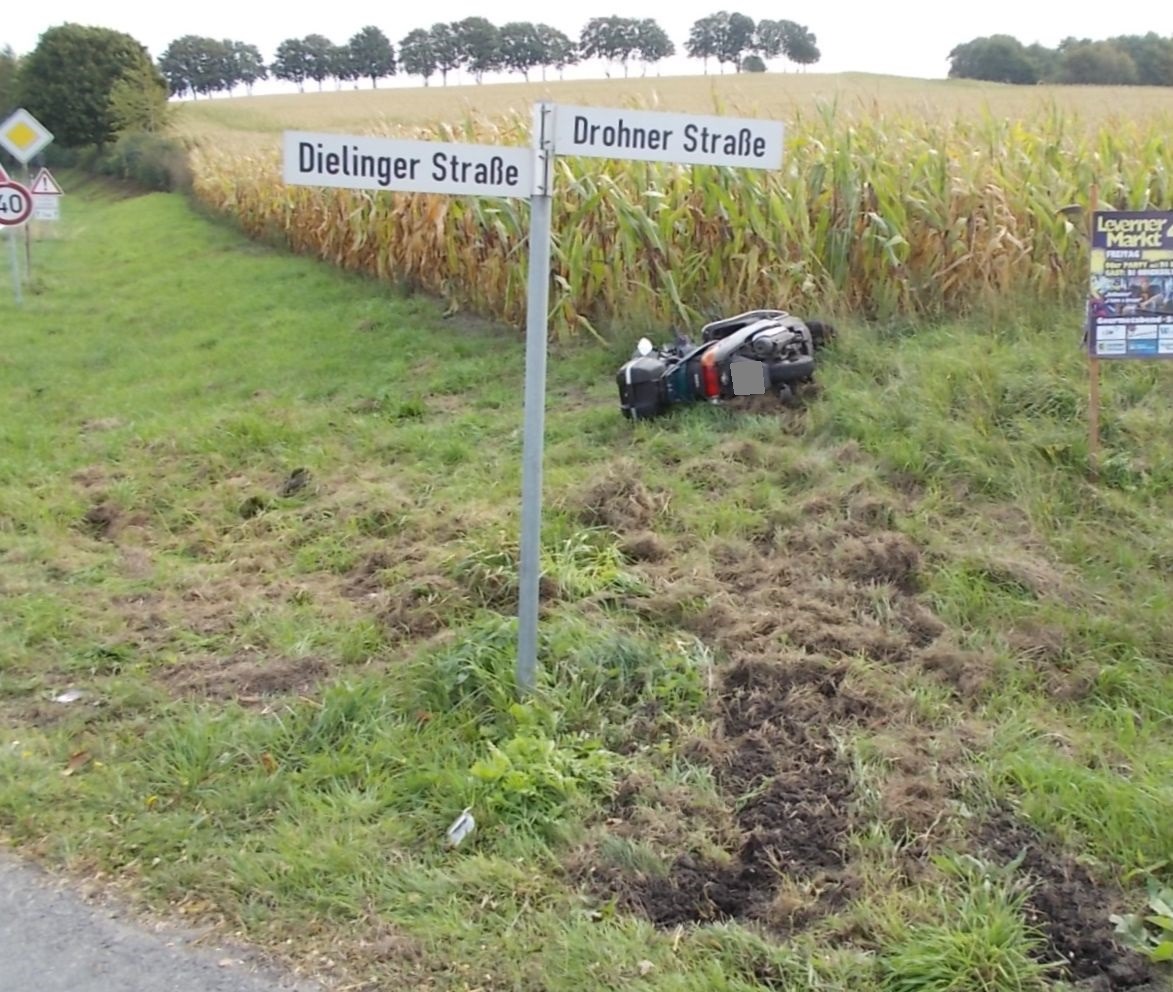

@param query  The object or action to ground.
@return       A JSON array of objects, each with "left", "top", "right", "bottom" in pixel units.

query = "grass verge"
[{"left": 0, "top": 178, "right": 1169, "bottom": 991}]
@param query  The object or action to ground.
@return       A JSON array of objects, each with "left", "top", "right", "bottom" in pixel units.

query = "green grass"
[{"left": 0, "top": 177, "right": 1170, "bottom": 992}]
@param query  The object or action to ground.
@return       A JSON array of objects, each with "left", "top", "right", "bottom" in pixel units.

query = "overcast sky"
[{"left": 3, "top": 0, "right": 1136, "bottom": 86}]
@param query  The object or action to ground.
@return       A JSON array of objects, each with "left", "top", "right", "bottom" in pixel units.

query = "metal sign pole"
[
  {"left": 516, "top": 101, "right": 555, "bottom": 695},
  {"left": 22, "top": 163, "right": 31, "bottom": 279},
  {"left": 8, "top": 228, "right": 22, "bottom": 304}
]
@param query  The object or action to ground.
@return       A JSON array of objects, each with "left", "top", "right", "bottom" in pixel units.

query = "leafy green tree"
[
  {"left": 947, "top": 35, "right": 1039, "bottom": 84},
  {"left": 302, "top": 34, "right": 335, "bottom": 91},
  {"left": 17, "top": 23, "right": 165, "bottom": 149},
  {"left": 742, "top": 54, "right": 767, "bottom": 72},
  {"left": 717, "top": 12, "right": 756, "bottom": 72},
  {"left": 347, "top": 26, "right": 395, "bottom": 88},
  {"left": 1054, "top": 40, "right": 1138, "bottom": 85},
  {"left": 429, "top": 23, "right": 462, "bottom": 85},
  {"left": 272, "top": 38, "right": 311, "bottom": 92},
  {"left": 232, "top": 42, "right": 268, "bottom": 95},
  {"left": 399, "top": 28, "right": 437, "bottom": 85},
  {"left": 108, "top": 58, "right": 172, "bottom": 134},
  {"left": 499, "top": 22, "right": 543, "bottom": 80},
  {"left": 531, "top": 24, "right": 575, "bottom": 80},
  {"left": 1110, "top": 33, "right": 1173, "bottom": 85},
  {"left": 634, "top": 19, "right": 674, "bottom": 75},
  {"left": 579, "top": 16, "right": 640, "bottom": 77},
  {"left": 781, "top": 22, "right": 820, "bottom": 69},
  {"left": 0, "top": 46, "right": 19, "bottom": 117},
  {"left": 453, "top": 17, "right": 501, "bottom": 83},
  {"left": 331, "top": 45, "right": 359, "bottom": 89},
  {"left": 686, "top": 14, "right": 722, "bottom": 73},
  {"left": 753, "top": 19, "right": 788, "bottom": 60}
]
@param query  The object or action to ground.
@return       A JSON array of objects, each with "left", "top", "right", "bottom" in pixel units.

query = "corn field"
[{"left": 190, "top": 100, "right": 1173, "bottom": 337}]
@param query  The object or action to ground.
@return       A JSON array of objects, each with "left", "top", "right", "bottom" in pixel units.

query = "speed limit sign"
[{"left": 0, "top": 181, "right": 33, "bottom": 227}]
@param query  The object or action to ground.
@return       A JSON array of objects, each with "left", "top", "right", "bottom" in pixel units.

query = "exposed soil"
[
  {"left": 158, "top": 652, "right": 329, "bottom": 703},
  {"left": 572, "top": 464, "right": 672, "bottom": 531},
  {"left": 577, "top": 652, "right": 869, "bottom": 933},
  {"left": 975, "top": 810, "right": 1158, "bottom": 991}
]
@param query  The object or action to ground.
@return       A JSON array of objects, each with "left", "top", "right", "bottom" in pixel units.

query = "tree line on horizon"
[
  {"left": 949, "top": 33, "right": 1173, "bottom": 86},
  {"left": 152, "top": 14, "right": 822, "bottom": 99}
]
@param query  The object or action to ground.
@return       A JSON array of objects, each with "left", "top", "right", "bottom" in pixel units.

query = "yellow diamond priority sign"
[{"left": 0, "top": 109, "right": 54, "bottom": 164}]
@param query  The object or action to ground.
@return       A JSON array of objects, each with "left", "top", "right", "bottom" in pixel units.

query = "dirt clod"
[
  {"left": 82, "top": 502, "right": 122, "bottom": 538},
  {"left": 832, "top": 532, "right": 922, "bottom": 592},
  {"left": 575, "top": 468, "right": 669, "bottom": 531},
  {"left": 976, "top": 811, "right": 1157, "bottom": 990}
]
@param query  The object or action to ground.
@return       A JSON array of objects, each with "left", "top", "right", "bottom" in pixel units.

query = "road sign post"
[
  {"left": 516, "top": 102, "right": 555, "bottom": 695},
  {"left": 0, "top": 179, "right": 32, "bottom": 304},
  {"left": 281, "top": 104, "right": 785, "bottom": 696}
]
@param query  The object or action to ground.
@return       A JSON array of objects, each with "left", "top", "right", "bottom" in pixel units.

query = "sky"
[{"left": 2, "top": 0, "right": 1138, "bottom": 91}]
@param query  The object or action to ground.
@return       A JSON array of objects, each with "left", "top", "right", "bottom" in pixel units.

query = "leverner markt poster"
[{"left": 1088, "top": 210, "right": 1173, "bottom": 359}]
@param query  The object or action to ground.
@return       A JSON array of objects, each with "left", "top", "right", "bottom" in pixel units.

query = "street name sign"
[
  {"left": 280, "top": 102, "right": 785, "bottom": 694},
  {"left": 552, "top": 105, "right": 784, "bottom": 169},
  {"left": 282, "top": 131, "right": 532, "bottom": 198},
  {"left": 0, "top": 109, "right": 54, "bottom": 164}
]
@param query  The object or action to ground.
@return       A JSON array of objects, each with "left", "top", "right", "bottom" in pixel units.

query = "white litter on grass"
[
  {"left": 446, "top": 807, "right": 476, "bottom": 847},
  {"left": 53, "top": 690, "right": 84, "bottom": 704}
]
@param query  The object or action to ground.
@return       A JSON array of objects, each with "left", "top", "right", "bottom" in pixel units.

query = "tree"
[
  {"left": 272, "top": 38, "right": 311, "bottom": 92},
  {"left": 302, "top": 34, "right": 335, "bottom": 91},
  {"left": 754, "top": 20, "right": 787, "bottom": 61},
  {"left": 17, "top": 23, "right": 164, "bottom": 149},
  {"left": 1054, "top": 40, "right": 1138, "bottom": 85},
  {"left": 498, "top": 22, "right": 543, "bottom": 81},
  {"left": 331, "top": 45, "right": 359, "bottom": 89},
  {"left": 399, "top": 28, "right": 437, "bottom": 86},
  {"left": 1110, "top": 33, "right": 1173, "bottom": 86},
  {"left": 634, "top": 19, "right": 674, "bottom": 75},
  {"left": 429, "top": 23, "right": 462, "bottom": 85},
  {"left": 947, "top": 35, "right": 1039, "bottom": 84},
  {"left": 579, "top": 16, "right": 640, "bottom": 77},
  {"left": 535, "top": 24, "right": 577, "bottom": 81},
  {"left": 780, "top": 22, "right": 820, "bottom": 69},
  {"left": 232, "top": 42, "right": 268, "bottom": 95},
  {"left": 453, "top": 17, "right": 501, "bottom": 83},
  {"left": 348, "top": 26, "right": 395, "bottom": 88},
  {"left": 108, "top": 59, "right": 172, "bottom": 134},
  {"left": 742, "top": 54, "right": 767, "bottom": 72},
  {"left": 686, "top": 14, "right": 722, "bottom": 73},
  {"left": 0, "top": 46, "right": 20, "bottom": 117},
  {"left": 717, "top": 12, "right": 756, "bottom": 72}
]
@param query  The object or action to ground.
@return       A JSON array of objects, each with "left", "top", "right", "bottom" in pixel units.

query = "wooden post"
[{"left": 1088, "top": 185, "right": 1100, "bottom": 480}]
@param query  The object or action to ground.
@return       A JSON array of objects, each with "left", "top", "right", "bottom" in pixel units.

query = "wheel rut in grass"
[{"left": 975, "top": 811, "right": 1159, "bottom": 991}]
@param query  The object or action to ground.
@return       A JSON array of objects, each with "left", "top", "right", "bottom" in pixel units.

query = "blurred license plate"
[{"left": 730, "top": 359, "right": 767, "bottom": 396}]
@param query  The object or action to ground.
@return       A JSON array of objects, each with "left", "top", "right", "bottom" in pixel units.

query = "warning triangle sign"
[{"left": 30, "top": 167, "right": 63, "bottom": 195}]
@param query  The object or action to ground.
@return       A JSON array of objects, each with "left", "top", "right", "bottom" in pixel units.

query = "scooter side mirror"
[{"left": 637, "top": 337, "right": 654, "bottom": 356}]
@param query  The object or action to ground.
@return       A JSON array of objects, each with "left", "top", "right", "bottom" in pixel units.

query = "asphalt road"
[{"left": 0, "top": 852, "right": 323, "bottom": 992}]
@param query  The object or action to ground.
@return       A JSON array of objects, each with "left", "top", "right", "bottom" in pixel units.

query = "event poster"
[{"left": 1088, "top": 210, "right": 1173, "bottom": 359}]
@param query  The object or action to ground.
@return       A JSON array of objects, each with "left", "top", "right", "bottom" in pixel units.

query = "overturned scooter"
[{"left": 617, "top": 309, "right": 835, "bottom": 420}]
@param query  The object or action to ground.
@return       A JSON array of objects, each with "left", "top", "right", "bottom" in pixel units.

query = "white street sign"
[
  {"left": 552, "top": 105, "right": 784, "bottom": 170},
  {"left": 0, "top": 109, "right": 54, "bottom": 164},
  {"left": 282, "top": 131, "right": 532, "bottom": 198},
  {"left": 33, "top": 196, "right": 59, "bottom": 221}
]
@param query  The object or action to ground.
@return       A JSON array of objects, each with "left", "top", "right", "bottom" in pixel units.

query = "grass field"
[{"left": 0, "top": 175, "right": 1170, "bottom": 990}]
